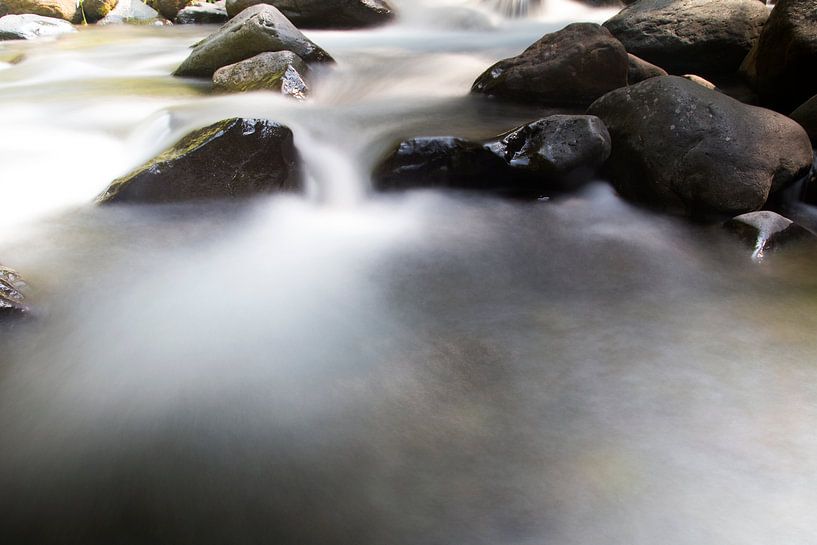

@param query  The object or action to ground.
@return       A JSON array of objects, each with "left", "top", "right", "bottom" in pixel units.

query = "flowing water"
[{"left": 1, "top": 1, "right": 817, "bottom": 544}]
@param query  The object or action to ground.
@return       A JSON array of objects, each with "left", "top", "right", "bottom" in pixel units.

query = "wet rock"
[
  {"left": 741, "top": 0, "right": 817, "bottom": 112},
  {"left": 0, "top": 0, "right": 78, "bottom": 22},
  {"left": 604, "top": 0, "right": 768, "bottom": 76},
  {"left": 0, "top": 266, "right": 28, "bottom": 320},
  {"left": 486, "top": 115, "right": 611, "bottom": 187},
  {"left": 225, "top": 0, "right": 395, "bottom": 29},
  {"left": 81, "top": 0, "right": 119, "bottom": 22},
  {"left": 175, "top": 0, "right": 227, "bottom": 24},
  {"left": 213, "top": 50, "right": 308, "bottom": 98},
  {"left": 0, "top": 13, "right": 74, "bottom": 39},
  {"left": 98, "top": 0, "right": 159, "bottom": 24},
  {"left": 471, "top": 23, "right": 628, "bottom": 107},
  {"left": 173, "top": 4, "right": 332, "bottom": 78},
  {"left": 154, "top": 0, "right": 191, "bottom": 20},
  {"left": 627, "top": 53, "right": 667, "bottom": 85},
  {"left": 791, "top": 94, "right": 817, "bottom": 147},
  {"left": 724, "top": 211, "right": 815, "bottom": 261},
  {"left": 587, "top": 76, "right": 813, "bottom": 217},
  {"left": 97, "top": 118, "right": 301, "bottom": 204}
]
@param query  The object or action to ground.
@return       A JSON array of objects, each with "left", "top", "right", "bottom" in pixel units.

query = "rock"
[
  {"left": 175, "top": 0, "right": 227, "bottom": 24},
  {"left": 81, "top": 0, "right": 119, "bottom": 22},
  {"left": 373, "top": 115, "right": 612, "bottom": 197},
  {"left": 225, "top": 0, "right": 394, "bottom": 29},
  {"left": 0, "top": 266, "right": 28, "bottom": 320},
  {"left": 627, "top": 53, "right": 667, "bottom": 84},
  {"left": 97, "top": 118, "right": 301, "bottom": 204},
  {"left": 471, "top": 23, "right": 628, "bottom": 107},
  {"left": 724, "top": 211, "right": 814, "bottom": 261},
  {"left": 603, "top": 0, "right": 768, "bottom": 76},
  {"left": 791, "top": 95, "right": 817, "bottom": 147},
  {"left": 587, "top": 76, "right": 813, "bottom": 217},
  {"left": 154, "top": 0, "right": 191, "bottom": 20},
  {"left": 173, "top": 4, "right": 332, "bottom": 78},
  {"left": 213, "top": 51, "right": 309, "bottom": 98},
  {"left": 97, "top": 0, "right": 159, "bottom": 24},
  {"left": 486, "top": 115, "right": 611, "bottom": 185},
  {"left": 742, "top": 0, "right": 817, "bottom": 112},
  {"left": 0, "top": 13, "right": 74, "bottom": 39},
  {"left": 0, "top": 0, "right": 78, "bottom": 22}
]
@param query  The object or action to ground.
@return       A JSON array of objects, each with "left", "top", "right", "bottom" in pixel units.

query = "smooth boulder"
[
  {"left": 174, "top": 4, "right": 332, "bottom": 78},
  {"left": 0, "top": 0, "right": 77, "bottom": 22},
  {"left": 791, "top": 94, "right": 817, "bottom": 146},
  {"left": 225, "top": 0, "right": 394, "bottom": 29},
  {"left": 0, "top": 13, "right": 74, "bottom": 39},
  {"left": 724, "top": 211, "right": 814, "bottom": 261},
  {"left": 175, "top": 0, "right": 227, "bottom": 24},
  {"left": 81, "top": 0, "right": 119, "bottom": 21},
  {"left": 742, "top": 0, "right": 817, "bottom": 112},
  {"left": 97, "top": 118, "right": 301, "bottom": 204},
  {"left": 588, "top": 76, "right": 813, "bottom": 217},
  {"left": 471, "top": 23, "right": 628, "bottom": 107},
  {"left": 97, "top": 0, "right": 159, "bottom": 24},
  {"left": 213, "top": 51, "right": 309, "bottom": 97},
  {"left": 154, "top": 0, "right": 191, "bottom": 20},
  {"left": 627, "top": 53, "right": 667, "bottom": 84},
  {"left": 604, "top": 0, "right": 768, "bottom": 76}
]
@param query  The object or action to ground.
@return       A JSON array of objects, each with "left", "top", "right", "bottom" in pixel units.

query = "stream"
[{"left": 1, "top": 1, "right": 817, "bottom": 544}]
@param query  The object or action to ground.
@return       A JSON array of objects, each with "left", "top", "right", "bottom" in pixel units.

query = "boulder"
[
  {"left": 0, "top": 13, "right": 74, "bottom": 39},
  {"left": 471, "top": 23, "right": 628, "bottom": 107},
  {"left": 81, "top": 0, "right": 119, "bottom": 22},
  {"left": 627, "top": 53, "right": 667, "bottom": 84},
  {"left": 97, "top": 0, "right": 159, "bottom": 24},
  {"left": 173, "top": 4, "right": 332, "bottom": 78},
  {"left": 724, "top": 211, "right": 815, "bottom": 261},
  {"left": 97, "top": 118, "right": 301, "bottom": 204},
  {"left": 225, "top": 0, "right": 394, "bottom": 29},
  {"left": 213, "top": 51, "right": 309, "bottom": 98},
  {"left": 742, "top": 0, "right": 817, "bottom": 112},
  {"left": 791, "top": 94, "right": 817, "bottom": 146},
  {"left": 0, "top": 266, "right": 28, "bottom": 320},
  {"left": 154, "top": 0, "right": 191, "bottom": 20},
  {"left": 0, "top": 0, "right": 78, "bottom": 22},
  {"left": 373, "top": 115, "right": 612, "bottom": 197},
  {"left": 175, "top": 0, "right": 227, "bottom": 24},
  {"left": 603, "top": 0, "right": 768, "bottom": 76},
  {"left": 587, "top": 76, "right": 813, "bottom": 217}
]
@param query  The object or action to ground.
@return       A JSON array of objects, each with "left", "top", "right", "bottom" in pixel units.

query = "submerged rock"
[
  {"left": 791, "top": 94, "right": 817, "bottom": 146},
  {"left": 724, "top": 211, "right": 815, "bottom": 261},
  {"left": 0, "top": 0, "right": 78, "bottom": 22},
  {"left": 97, "top": 118, "right": 301, "bottom": 204},
  {"left": 212, "top": 50, "right": 309, "bottom": 98},
  {"left": 741, "top": 0, "right": 817, "bottom": 112},
  {"left": 175, "top": 0, "right": 227, "bottom": 24},
  {"left": 471, "top": 23, "right": 628, "bottom": 107},
  {"left": 225, "top": 0, "right": 395, "bottom": 29},
  {"left": 0, "top": 13, "right": 75, "bottom": 39},
  {"left": 604, "top": 0, "right": 768, "bottom": 76},
  {"left": 627, "top": 53, "right": 667, "bottom": 85},
  {"left": 0, "top": 266, "right": 28, "bottom": 320},
  {"left": 174, "top": 4, "right": 332, "bottom": 78},
  {"left": 588, "top": 76, "right": 813, "bottom": 217}
]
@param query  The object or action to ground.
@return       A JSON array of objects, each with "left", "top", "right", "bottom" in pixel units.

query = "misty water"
[{"left": 1, "top": 1, "right": 817, "bottom": 544}]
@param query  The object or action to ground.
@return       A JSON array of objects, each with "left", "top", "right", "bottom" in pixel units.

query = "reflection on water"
[{"left": 1, "top": 2, "right": 817, "bottom": 545}]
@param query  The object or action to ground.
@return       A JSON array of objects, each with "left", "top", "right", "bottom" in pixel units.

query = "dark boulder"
[
  {"left": 97, "top": 118, "right": 301, "bottom": 204},
  {"left": 173, "top": 4, "right": 332, "bottom": 78},
  {"left": 471, "top": 23, "right": 628, "bottom": 107},
  {"left": 627, "top": 53, "right": 667, "bottom": 84},
  {"left": 154, "top": 0, "right": 190, "bottom": 20},
  {"left": 225, "top": 0, "right": 394, "bottom": 29},
  {"left": 0, "top": 13, "right": 74, "bottom": 39},
  {"left": 724, "top": 211, "right": 815, "bottom": 261},
  {"left": 741, "top": 0, "right": 817, "bottom": 112},
  {"left": 175, "top": 0, "right": 227, "bottom": 24},
  {"left": 604, "top": 0, "right": 768, "bottom": 76},
  {"left": 212, "top": 50, "right": 309, "bottom": 98},
  {"left": 790, "top": 95, "right": 817, "bottom": 147},
  {"left": 587, "top": 76, "right": 813, "bottom": 217}
]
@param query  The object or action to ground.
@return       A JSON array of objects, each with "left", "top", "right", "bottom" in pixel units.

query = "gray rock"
[
  {"left": 0, "top": 13, "right": 74, "bottom": 40},
  {"left": 213, "top": 51, "right": 309, "bottom": 98},
  {"left": 225, "top": 0, "right": 394, "bottom": 29},
  {"left": 741, "top": 0, "right": 817, "bottom": 112},
  {"left": 471, "top": 23, "right": 628, "bottom": 107},
  {"left": 604, "top": 0, "right": 768, "bottom": 76},
  {"left": 175, "top": 0, "right": 227, "bottom": 24},
  {"left": 97, "top": 0, "right": 159, "bottom": 24},
  {"left": 97, "top": 118, "right": 301, "bottom": 204},
  {"left": 0, "top": 266, "right": 28, "bottom": 320},
  {"left": 173, "top": 4, "right": 332, "bottom": 78},
  {"left": 627, "top": 53, "right": 667, "bottom": 85},
  {"left": 791, "top": 94, "right": 817, "bottom": 147},
  {"left": 587, "top": 76, "right": 813, "bottom": 217},
  {"left": 724, "top": 211, "right": 814, "bottom": 261}
]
